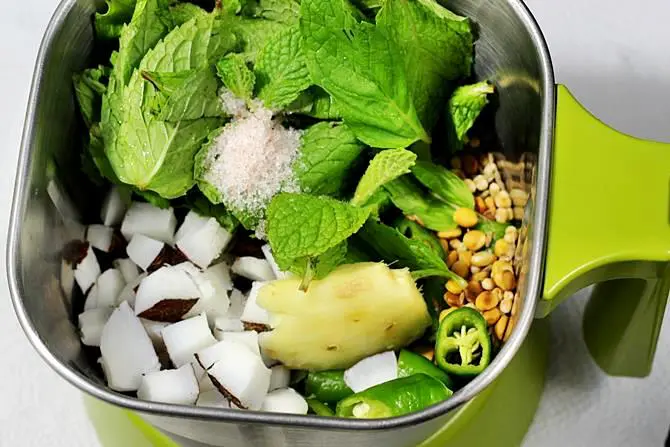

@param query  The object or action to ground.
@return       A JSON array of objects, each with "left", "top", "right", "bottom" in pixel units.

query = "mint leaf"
[
  {"left": 194, "top": 128, "right": 225, "bottom": 204},
  {"left": 88, "top": 124, "right": 120, "bottom": 183},
  {"left": 255, "top": 26, "right": 311, "bottom": 109},
  {"left": 142, "top": 68, "right": 224, "bottom": 121},
  {"left": 73, "top": 66, "right": 110, "bottom": 128},
  {"left": 447, "top": 81, "right": 494, "bottom": 148},
  {"left": 352, "top": 149, "right": 417, "bottom": 206},
  {"left": 300, "top": 0, "right": 429, "bottom": 148},
  {"left": 295, "top": 122, "right": 365, "bottom": 196},
  {"left": 377, "top": 0, "right": 473, "bottom": 129},
  {"left": 288, "top": 87, "right": 341, "bottom": 119},
  {"left": 134, "top": 189, "right": 171, "bottom": 209},
  {"left": 170, "top": 2, "right": 207, "bottom": 26},
  {"left": 95, "top": 0, "right": 137, "bottom": 40},
  {"left": 411, "top": 160, "right": 474, "bottom": 209},
  {"left": 282, "top": 241, "right": 349, "bottom": 279},
  {"left": 354, "top": 220, "right": 466, "bottom": 287},
  {"left": 100, "top": 0, "right": 174, "bottom": 175},
  {"left": 394, "top": 217, "right": 445, "bottom": 259},
  {"left": 216, "top": 54, "right": 256, "bottom": 100},
  {"left": 266, "top": 193, "right": 370, "bottom": 260},
  {"left": 108, "top": 13, "right": 236, "bottom": 199},
  {"left": 384, "top": 177, "right": 457, "bottom": 231},
  {"left": 250, "top": 0, "right": 301, "bottom": 22}
]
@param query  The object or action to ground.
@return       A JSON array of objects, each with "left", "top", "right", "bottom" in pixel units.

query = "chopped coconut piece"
[
  {"left": 218, "top": 331, "right": 261, "bottom": 357},
  {"left": 204, "top": 262, "right": 233, "bottom": 291},
  {"left": 240, "top": 282, "right": 271, "bottom": 327},
  {"left": 141, "top": 318, "right": 169, "bottom": 351},
  {"left": 232, "top": 257, "right": 276, "bottom": 282},
  {"left": 84, "top": 284, "right": 99, "bottom": 311},
  {"left": 201, "top": 106, "right": 302, "bottom": 220},
  {"left": 344, "top": 351, "right": 398, "bottom": 393},
  {"left": 100, "top": 302, "right": 160, "bottom": 391},
  {"left": 96, "top": 268, "right": 126, "bottom": 308},
  {"left": 87, "top": 224, "right": 114, "bottom": 252},
  {"left": 121, "top": 202, "right": 176, "bottom": 244},
  {"left": 172, "top": 262, "right": 230, "bottom": 325},
  {"left": 74, "top": 245, "right": 101, "bottom": 293},
  {"left": 101, "top": 187, "right": 127, "bottom": 227},
  {"left": 134, "top": 265, "right": 202, "bottom": 322},
  {"left": 162, "top": 314, "right": 217, "bottom": 368},
  {"left": 260, "top": 388, "right": 308, "bottom": 414},
  {"left": 113, "top": 258, "right": 140, "bottom": 283},
  {"left": 261, "top": 245, "right": 288, "bottom": 279},
  {"left": 228, "top": 289, "right": 246, "bottom": 318},
  {"left": 213, "top": 317, "right": 244, "bottom": 336},
  {"left": 205, "top": 340, "right": 271, "bottom": 410},
  {"left": 198, "top": 373, "right": 216, "bottom": 392},
  {"left": 269, "top": 365, "right": 291, "bottom": 392},
  {"left": 137, "top": 364, "right": 199, "bottom": 405},
  {"left": 116, "top": 273, "right": 147, "bottom": 308},
  {"left": 196, "top": 389, "right": 231, "bottom": 409},
  {"left": 79, "top": 307, "right": 114, "bottom": 346},
  {"left": 126, "top": 234, "right": 164, "bottom": 271},
  {"left": 175, "top": 210, "right": 211, "bottom": 243},
  {"left": 177, "top": 217, "right": 232, "bottom": 269}
]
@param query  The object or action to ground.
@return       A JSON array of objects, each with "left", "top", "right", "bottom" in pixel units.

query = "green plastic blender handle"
[{"left": 540, "top": 85, "right": 670, "bottom": 377}]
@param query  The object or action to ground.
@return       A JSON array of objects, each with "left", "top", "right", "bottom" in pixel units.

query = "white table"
[{"left": 0, "top": 1, "right": 668, "bottom": 446}]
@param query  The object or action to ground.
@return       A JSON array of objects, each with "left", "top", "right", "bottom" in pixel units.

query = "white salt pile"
[{"left": 202, "top": 97, "right": 302, "bottom": 236}]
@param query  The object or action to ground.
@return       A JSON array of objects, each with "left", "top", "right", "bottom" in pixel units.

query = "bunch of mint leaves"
[{"left": 73, "top": 0, "right": 496, "bottom": 287}]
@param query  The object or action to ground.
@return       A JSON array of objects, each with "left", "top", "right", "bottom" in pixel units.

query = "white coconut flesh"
[
  {"left": 99, "top": 302, "right": 160, "bottom": 392},
  {"left": 84, "top": 284, "right": 99, "bottom": 311},
  {"left": 240, "top": 282, "right": 271, "bottom": 327},
  {"left": 96, "top": 268, "right": 126, "bottom": 308},
  {"left": 344, "top": 350, "right": 398, "bottom": 393},
  {"left": 74, "top": 245, "right": 101, "bottom": 293},
  {"left": 161, "top": 313, "right": 217, "bottom": 368},
  {"left": 196, "top": 389, "right": 231, "bottom": 408},
  {"left": 204, "top": 262, "right": 233, "bottom": 292},
  {"left": 198, "top": 373, "right": 216, "bottom": 392},
  {"left": 205, "top": 340, "right": 271, "bottom": 410},
  {"left": 140, "top": 318, "right": 169, "bottom": 351},
  {"left": 261, "top": 245, "right": 289, "bottom": 280},
  {"left": 137, "top": 364, "right": 199, "bottom": 405},
  {"left": 113, "top": 258, "right": 140, "bottom": 283},
  {"left": 231, "top": 257, "right": 276, "bottom": 282},
  {"left": 101, "top": 187, "right": 127, "bottom": 227},
  {"left": 79, "top": 307, "right": 114, "bottom": 346},
  {"left": 260, "top": 388, "right": 308, "bottom": 415},
  {"left": 269, "top": 365, "right": 291, "bottom": 392},
  {"left": 173, "top": 262, "right": 231, "bottom": 324},
  {"left": 213, "top": 316, "right": 244, "bottom": 337},
  {"left": 134, "top": 264, "right": 203, "bottom": 322},
  {"left": 126, "top": 234, "right": 164, "bottom": 271},
  {"left": 227, "top": 289, "right": 247, "bottom": 318},
  {"left": 121, "top": 202, "right": 177, "bottom": 244},
  {"left": 116, "top": 273, "right": 147, "bottom": 309},
  {"left": 218, "top": 331, "right": 261, "bottom": 357},
  {"left": 175, "top": 211, "right": 232, "bottom": 268},
  {"left": 86, "top": 224, "right": 114, "bottom": 252}
]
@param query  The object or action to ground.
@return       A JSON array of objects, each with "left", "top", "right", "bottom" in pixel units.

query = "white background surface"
[{"left": 1, "top": 0, "right": 669, "bottom": 446}]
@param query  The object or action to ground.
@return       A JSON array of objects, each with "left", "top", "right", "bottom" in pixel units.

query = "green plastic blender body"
[{"left": 84, "top": 86, "right": 670, "bottom": 446}]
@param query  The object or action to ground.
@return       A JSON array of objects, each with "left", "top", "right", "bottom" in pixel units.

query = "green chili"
[
  {"left": 435, "top": 307, "right": 491, "bottom": 377},
  {"left": 304, "top": 370, "right": 353, "bottom": 404},
  {"left": 336, "top": 374, "right": 451, "bottom": 419},
  {"left": 306, "top": 398, "right": 335, "bottom": 416},
  {"left": 397, "top": 349, "right": 454, "bottom": 389}
]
